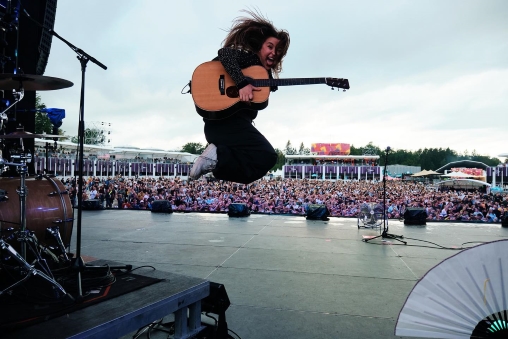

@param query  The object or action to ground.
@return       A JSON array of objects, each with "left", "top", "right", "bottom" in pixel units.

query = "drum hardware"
[
  {"left": 2, "top": 153, "right": 31, "bottom": 259},
  {"left": 0, "top": 112, "right": 7, "bottom": 131},
  {"left": 0, "top": 238, "right": 70, "bottom": 300},
  {"left": 49, "top": 190, "right": 69, "bottom": 196},
  {"left": 0, "top": 188, "right": 7, "bottom": 201},
  {"left": 45, "top": 226, "right": 71, "bottom": 262},
  {"left": 6, "top": 228, "right": 55, "bottom": 277},
  {"left": 0, "top": 87, "right": 24, "bottom": 116}
]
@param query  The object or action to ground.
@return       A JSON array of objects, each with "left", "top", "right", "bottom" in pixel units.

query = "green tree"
[
  {"left": 181, "top": 142, "right": 206, "bottom": 154},
  {"left": 350, "top": 142, "right": 501, "bottom": 168},
  {"left": 298, "top": 142, "right": 310, "bottom": 155},
  {"left": 284, "top": 140, "right": 297, "bottom": 155},
  {"left": 71, "top": 128, "right": 107, "bottom": 145},
  {"left": 271, "top": 148, "right": 286, "bottom": 171},
  {"left": 34, "top": 94, "right": 65, "bottom": 136}
]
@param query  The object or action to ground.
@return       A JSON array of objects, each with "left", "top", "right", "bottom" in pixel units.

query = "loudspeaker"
[
  {"left": 228, "top": 203, "right": 250, "bottom": 217},
  {"left": 404, "top": 208, "right": 427, "bottom": 225},
  {"left": 151, "top": 200, "right": 173, "bottom": 213},
  {"left": 502, "top": 212, "right": 508, "bottom": 228},
  {"left": 82, "top": 199, "right": 103, "bottom": 210},
  {"left": 202, "top": 282, "right": 231, "bottom": 314},
  {"left": 305, "top": 204, "right": 330, "bottom": 221},
  {"left": 201, "top": 282, "right": 230, "bottom": 338}
]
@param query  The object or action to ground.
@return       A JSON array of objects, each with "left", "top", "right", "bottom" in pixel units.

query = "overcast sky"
[{"left": 39, "top": 0, "right": 507, "bottom": 159}]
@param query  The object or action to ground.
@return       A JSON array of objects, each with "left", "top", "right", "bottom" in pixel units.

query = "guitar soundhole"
[{"left": 226, "top": 87, "right": 239, "bottom": 98}]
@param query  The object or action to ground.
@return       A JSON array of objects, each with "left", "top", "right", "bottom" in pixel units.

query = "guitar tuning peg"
[
  {"left": 331, "top": 87, "right": 334, "bottom": 90},
  {"left": 343, "top": 89, "right": 346, "bottom": 92}
]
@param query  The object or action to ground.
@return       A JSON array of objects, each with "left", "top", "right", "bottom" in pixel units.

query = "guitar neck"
[{"left": 251, "top": 78, "right": 327, "bottom": 87}]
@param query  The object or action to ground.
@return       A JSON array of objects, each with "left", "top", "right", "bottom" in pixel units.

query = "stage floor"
[{"left": 72, "top": 210, "right": 507, "bottom": 339}]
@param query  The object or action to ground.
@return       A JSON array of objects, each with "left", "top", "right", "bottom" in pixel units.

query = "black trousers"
[{"left": 204, "top": 111, "right": 277, "bottom": 184}]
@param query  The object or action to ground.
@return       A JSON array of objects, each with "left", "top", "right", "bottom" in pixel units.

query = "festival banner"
[{"left": 311, "top": 143, "right": 351, "bottom": 155}]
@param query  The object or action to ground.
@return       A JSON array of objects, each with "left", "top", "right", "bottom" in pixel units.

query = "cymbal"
[
  {"left": 0, "top": 74, "right": 73, "bottom": 91},
  {"left": 1, "top": 131, "right": 65, "bottom": 139}
]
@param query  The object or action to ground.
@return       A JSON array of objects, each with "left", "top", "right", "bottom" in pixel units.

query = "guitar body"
[{"left": 191, "top": 61, "right": 271, "bottom": 120}]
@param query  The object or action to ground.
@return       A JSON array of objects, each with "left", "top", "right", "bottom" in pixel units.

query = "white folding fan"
[{"left": 395, "top": 239, "right": 507, "bottom": 338}]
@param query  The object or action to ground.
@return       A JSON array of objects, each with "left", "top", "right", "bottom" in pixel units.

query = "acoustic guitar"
[{"left": 191, "top": 61, "right": 350, "bottom": 120}]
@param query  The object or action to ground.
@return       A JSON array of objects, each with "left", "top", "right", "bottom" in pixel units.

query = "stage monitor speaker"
[
  {"left": 501, "top": 211, "right": 508, "bottom": 228},
  {"left": 404, "top": 208, "right": 427, "bottom": 225},
  {"left": 82, "top": 199, "right": 103, "bottom": 210},
  {"left": 228, "top": 203, "right": 250, "bottom": 217},
  {"left": 202, "top": 282, "right": 231, "bottom": 315},
  {"left": 201, "top": 282, "right": 230, "bottom": 338},
  {"left": 151, "top": 200, "right": 173, "bottom": 213},
  {"left": 306, "top": 204, "right": 330, "bottom": 221}
]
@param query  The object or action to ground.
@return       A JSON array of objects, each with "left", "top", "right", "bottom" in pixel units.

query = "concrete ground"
[{"left": 72, "top": 210, "right": 508, "bottom": 339}]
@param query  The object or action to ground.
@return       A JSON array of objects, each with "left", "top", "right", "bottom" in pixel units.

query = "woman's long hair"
[{"left": 222, "top": 10, "right": 290, "bottom": 76}]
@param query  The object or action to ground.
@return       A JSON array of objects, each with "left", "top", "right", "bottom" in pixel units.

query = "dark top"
[{"left": 206, "top": 47, "right": 278, "bottom": 122}]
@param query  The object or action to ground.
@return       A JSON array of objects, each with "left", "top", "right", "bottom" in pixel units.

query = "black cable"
[
  {"left": 115, "top": 265, "right": 156, "bottom": 277},
  {"left": 228, "top": 328, "right": 242, "bottom": 339},
  {"left": 143, "top": 319, "right": 173, "bottom": 338},
  {"left": 362, "top": 236, "right": 476, "bottom": 250},
  {"left": 132, "top": 319, "right": 161, "bottom": 339},
  {"left": 55, "top": 264, "right": 116, "bottom": 294},
  {"left": 204, "top": 312, "right": 218, "bottom": 326}
]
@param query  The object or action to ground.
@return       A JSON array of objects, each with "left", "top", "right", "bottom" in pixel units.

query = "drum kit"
[{"left": 0, "top": 74, "right": 75, "bottom": 301}]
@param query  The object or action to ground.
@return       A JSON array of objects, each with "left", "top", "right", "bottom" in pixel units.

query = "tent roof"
[
  {"left": 411, "top": 169, "right": 442, "bottom": 177},
  {"left": 435, "top": 160, "right": 490, "bottom": 172}
]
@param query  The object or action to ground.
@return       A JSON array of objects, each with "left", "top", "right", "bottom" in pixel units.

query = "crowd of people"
[{"left": 59, "top": 175, "right": 508, "bottom": 224}]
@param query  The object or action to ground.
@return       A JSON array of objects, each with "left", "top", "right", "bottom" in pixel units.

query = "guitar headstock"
[{"left": 325, "top": 78, "right": 350, "bottom": 91}]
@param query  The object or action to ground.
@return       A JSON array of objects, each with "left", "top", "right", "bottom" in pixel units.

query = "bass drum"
[{"left": 0, "top": 176, "right": 74, "bottom": 250}]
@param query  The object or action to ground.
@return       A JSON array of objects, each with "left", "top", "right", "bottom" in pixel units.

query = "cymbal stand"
[
  {"left": 8, "top": 150, "right": 31, "bottom": 258},
  {"left": 0, "top": 87, "right": 24, "bottom": 116}
]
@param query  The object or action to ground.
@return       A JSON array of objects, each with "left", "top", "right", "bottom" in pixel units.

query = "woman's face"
[{"left": 257, "top": 37, "right": 280, "bottom": 70}]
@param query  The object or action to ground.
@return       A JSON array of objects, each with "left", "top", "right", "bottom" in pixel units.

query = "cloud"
[{"left": 259, "top": 69, "right": 507, "bottom": 158}]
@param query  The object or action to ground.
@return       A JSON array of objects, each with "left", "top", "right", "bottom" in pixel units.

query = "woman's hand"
[{"left": 239, "top": 84, "right": 261, "bottom": 102}]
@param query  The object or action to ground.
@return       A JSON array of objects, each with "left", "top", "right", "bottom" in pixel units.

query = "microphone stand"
[
  {"left": 25, "top": 19, "right": 132, "bottom": 298},
  {"left": 364, "top": 147, "right": 406, "bottom": 244},
  {"left": 46, "top": 28, "right": 106, "bottom": 298}
]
